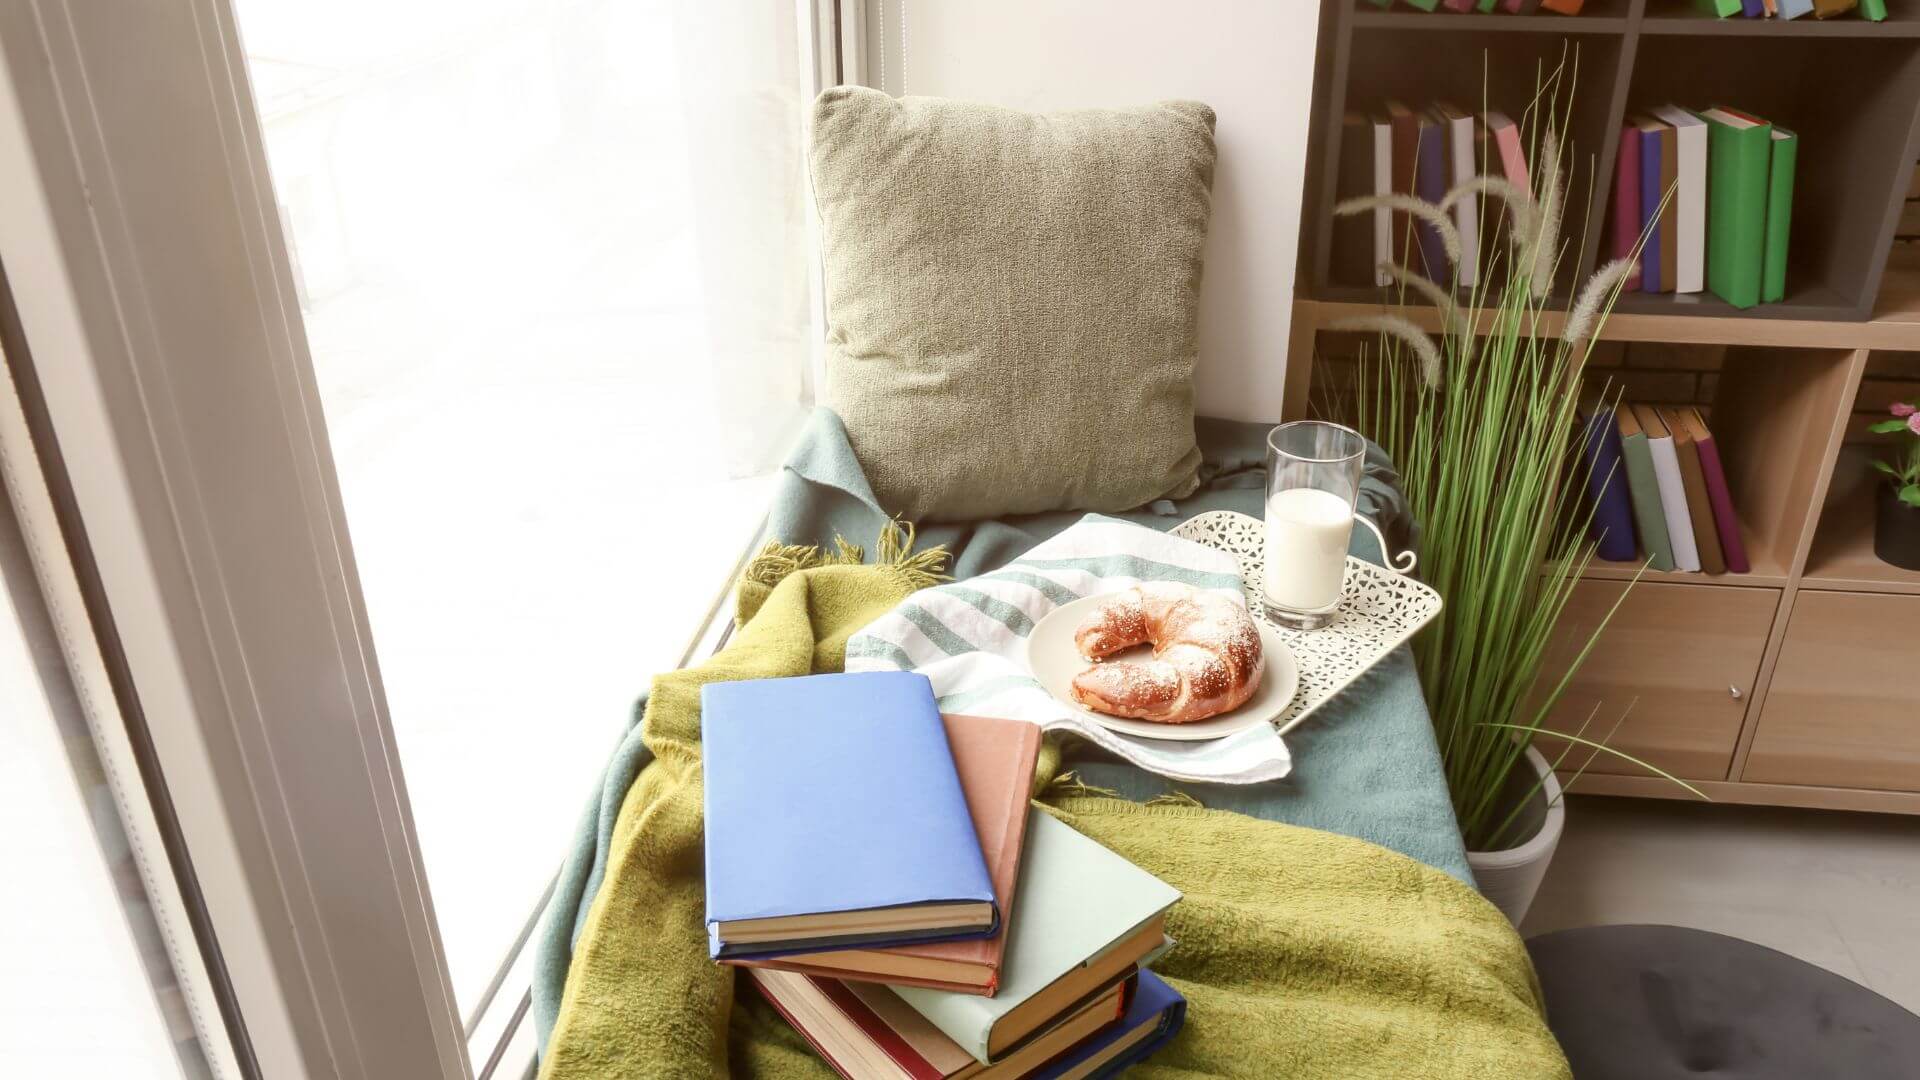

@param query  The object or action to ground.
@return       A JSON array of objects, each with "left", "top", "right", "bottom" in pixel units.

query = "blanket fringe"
[
  {"left": 1042, "top": 770, "right": 1122, "bottom": 801},
  {"left": 1147, "top": 791, "right": 1205, "bottom": 809},
  {"left": 744, "top": 519, "right": 951, "bottom": 593}
]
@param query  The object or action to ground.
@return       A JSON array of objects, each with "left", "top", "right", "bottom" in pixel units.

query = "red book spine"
[
  {"left": 1694, "top": 434, "right": 1751, "bottom": 574},
  {"left": 1613, "top": 125, "right": 1643, "bottom": 290},
  {"left": 812, "top": 976, "right": 946, "bottom": 1080}
]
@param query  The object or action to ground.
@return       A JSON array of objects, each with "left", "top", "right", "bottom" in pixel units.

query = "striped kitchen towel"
[{"left": 846, "top": 514, "right": 1292, "bottom": 784}]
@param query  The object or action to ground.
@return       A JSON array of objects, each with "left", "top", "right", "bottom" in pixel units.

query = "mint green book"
[
  {"left": 1700, "top": 106, "right": 1773, "bottom": 310},
  {"left": 1762, "top": 127, "right": 1798, "bottom": 304},
  {"left": 1477, "top": 0, "right": 1500, "bottom": 10},
  {"left": 1861, "top": 0, "right": 1887, "bottom": 18},
  {"left": 895, "top": 810, "right": 1180, "bottom": 1065},
  {"left": 1617, "top": 406, "right": 1675, "bottom": 571},
  {"left": 1403, "top": 0, "right": 1442, "bottom": 9},
  {"left": 1693, "top": 0, "right": 1742, "bottom": 14}
]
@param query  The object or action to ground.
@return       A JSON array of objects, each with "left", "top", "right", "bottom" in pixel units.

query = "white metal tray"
[{"left": 1170, "top": 510, "right": 1444, "bottom": 735}]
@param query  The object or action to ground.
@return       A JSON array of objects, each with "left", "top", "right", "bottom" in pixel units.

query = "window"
[{"left": 233, "top": 0, "right": 814, "bottom": 1015}]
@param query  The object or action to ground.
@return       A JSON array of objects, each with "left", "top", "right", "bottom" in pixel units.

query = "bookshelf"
[{"left": 1290, "top": 1, "right": 1920, "bottom": 814}]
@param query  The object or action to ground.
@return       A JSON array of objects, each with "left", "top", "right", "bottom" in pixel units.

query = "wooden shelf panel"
[
  {"left": 1351, "top": 11, "right": 1628, "bottom": 33},
  {"left": 1639, "top": 12, "right": 1920, "bottom": 38},
  {"left": 1609, "top": 284, "right": 1863, "bottom": 323}
]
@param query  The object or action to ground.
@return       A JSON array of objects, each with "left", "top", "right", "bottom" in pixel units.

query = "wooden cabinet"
[
  {"left": 1743, "top": 591, "right": 1920, "bottom": 793},
  {"left": 1540, "top": 581, "right": 1778, "bottom": 782}
]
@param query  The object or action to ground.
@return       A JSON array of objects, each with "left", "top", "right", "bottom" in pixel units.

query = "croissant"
[{"left": 1069, "top": 582, "right": 1264, "bottom": 724}]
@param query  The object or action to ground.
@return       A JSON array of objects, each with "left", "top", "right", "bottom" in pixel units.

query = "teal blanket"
[{"left": 532, "top": 408, "right": 1469, "bottom": 1051}]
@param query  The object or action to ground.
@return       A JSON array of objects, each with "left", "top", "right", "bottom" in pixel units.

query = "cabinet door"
[
  {"left": 1539, "top": 581, "right": 1778, "bottom": 781},
  {"left": 1743, "top": 591, "right": 1920, "bottom": 792}
]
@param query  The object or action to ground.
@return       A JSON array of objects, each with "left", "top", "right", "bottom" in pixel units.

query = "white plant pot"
[{"left": 1465, "top": 745, "right": 1565, "bottom": 927}]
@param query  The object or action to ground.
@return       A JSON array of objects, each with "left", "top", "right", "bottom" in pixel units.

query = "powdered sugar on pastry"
[{"left": 1070, "top": 583, "right": 1264, "bottom": 724}]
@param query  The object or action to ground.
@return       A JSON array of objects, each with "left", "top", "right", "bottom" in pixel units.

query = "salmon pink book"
[{"left": 730, "top": 714, "right": 1042, "bottom": 994}]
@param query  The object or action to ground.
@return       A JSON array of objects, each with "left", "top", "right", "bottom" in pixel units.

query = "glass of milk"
[{"left": 1262, "top": 421, "right": 1411, "bottom": 629}]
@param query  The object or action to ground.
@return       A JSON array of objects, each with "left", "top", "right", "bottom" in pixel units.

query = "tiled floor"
[{"left": 1522, "top": 794, "right": 1920, "bottom": 1015}]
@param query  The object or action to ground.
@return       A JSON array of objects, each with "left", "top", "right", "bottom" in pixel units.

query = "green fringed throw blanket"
[{"left": 538, "top": 529, "right": 1568, "bottom": 1080}]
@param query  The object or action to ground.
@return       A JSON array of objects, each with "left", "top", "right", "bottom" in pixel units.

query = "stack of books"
[
  {"left": 703, "top": 671, "right": 1187, "bottom": 1079},
  {"left": 1334, "top": 103, "right": 1532, "bottom": 289},
  {"left": 1695, "top": 0, "right": 1887, "bottom": 21},
  {"left": 1578, "top": 396, "right": 1750, "bottom": 574},
  {"left": 1611, "top": 106, "right": 1798, "bottom": 309}
]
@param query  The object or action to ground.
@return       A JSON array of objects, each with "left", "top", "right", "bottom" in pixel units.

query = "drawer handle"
[{"left": 1729, "top": 685, "right": 1742, "bottom": 700}]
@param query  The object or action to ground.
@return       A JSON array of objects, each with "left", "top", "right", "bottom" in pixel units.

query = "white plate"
[{"left": 1024, "top": 592, "right": 1300, "bottom": 742}]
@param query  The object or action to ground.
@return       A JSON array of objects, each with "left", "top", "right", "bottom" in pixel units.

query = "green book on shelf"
[
  {"left": 1700, "top": 106, "right": 1773, "bottom": 310},
  {"left": 1616, "top": 405, "right": 1675, "bottom": 572},
  {"left": 1365, "top": 0, "right": 1394, "bottom": 7},
  {"left": 1477, "top": 0, "right": 1500, "bottom": 9},
  {"left": 1402, "top": 0, "right": 1441, "bottom": 10},
  {"left": 1693, "top": 0, "right": 1743, "bottom": 14},
  {"left": 1762, "top": 126, "right": 1797, "bottom": 304},
  {"left": 1861, "top": 0, "right": 1887, "bottom": 19}
]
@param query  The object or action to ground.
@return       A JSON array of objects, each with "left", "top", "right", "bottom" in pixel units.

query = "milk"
[{"left": 1263, "top": 487, "right": 1354, "bottom": 611}]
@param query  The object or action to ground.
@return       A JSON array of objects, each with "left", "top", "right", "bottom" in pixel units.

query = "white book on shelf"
[
  {"left": 1435, "top": 103, "right": 1479, "bottom": 289},
  {"left": 1635, "top": 404, "right": 1701, "bottom": 572},
  {"left": 1652, "top": 105, "right": 1707, "bottom": 295},
  {"left": 1370, "top": 112, "right": 1392, "bottom": 287}
]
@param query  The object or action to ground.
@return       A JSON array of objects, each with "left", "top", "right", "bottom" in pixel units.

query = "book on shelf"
[
  {"left": 702, "top": 672, "right": 997, "bottom": 960},
  {"left": 1434, "top": 103, "right": 1480, "bottom": 289},
  {"left": 1484, "top": 110, "right": 1530, "bottom": 195},
  {"left": 1370, "top": 113, "right": 1394, "bottom": 286},
  {"left": 1540, "top": 0, "right": 1584, "bottom": 13},
  {"left": 1630, "top": 115, "right": 1670, "bottom": 294},
  {"left": 1635, "top": 404, "right": 1702, "bottom": 573},
  {"left": 1616, "top": 406, "right": 1675, "bottom": 571},
  {"left": 1413, "top": 111, "right": 1451, "bottom": 287},
  {"left": 1476, "top": 0, "right": 1501, "bottom": 12},
  {"left": 1651, "top": 106, "right": 1706, "bottom": 295},
  {"left": 1612, "top": 123, "right": 1643, "bottom": 290},
  {"left": 748, "top": 966, "right": 1187, "bottom": 1080},
  {"left": 1502, "top": 0, "right": 1545, "bottom": 11},
  {"left": 894, "top": 810, "right": 1180, "bottom": 1065},
  {"left": 1661, "top": 406, "right": 1728, "bottom": 575},
  {"left": 1862, "top": 0, "right": 1888, "bottom": 20},
  {"left": 1700, "top": 107, "right": 1773, "bottom": 310},
  {"left": 1656, "top": 121, "right": 1679, "bottom": 295},
  {"left": 735, "top": 713, "right": 1043, "bottom": 995},
  {"left": 1443, "top": 0, "right": 1477, "bottom": 12},
  {"left": 1812, "top": 0, "right": 1858, "bottom": 15},
  {"left": 1695, "top": 0, "right": 1743, "bottom": 15},
  {"left": 1763, "top": 127, "right": 1798, "bottom": 305},
  {"left": 1385, "top": 101, "right": 1419, "bottom": 271},
  {"left": 1579, "top": 395, "right": 1639, "bottom": 563},
  {"left": 1334, "top": 113, "right": 1376, "bottom": 289},
  {"left": 1777, "top": 0, "right": 1815, "bottom": 14},
  {"left": 1682, "top": 406, "right": 1752, "bottom": 574},
  {"left": 1742, "top": 0, "right": 1768, "bottom": 16}
]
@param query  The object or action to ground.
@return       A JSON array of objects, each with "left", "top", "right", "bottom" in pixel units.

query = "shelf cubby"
[
  {"left": 1303, "top": 2, "right": 1920, "bottom": 323},
  {"left": 1802, "top": 350, "right": 1920, "bottom": 593}
]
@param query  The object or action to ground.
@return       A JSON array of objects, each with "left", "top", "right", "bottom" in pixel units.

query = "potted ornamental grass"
[
  {"left": 1870, "top": 398, "right": 1920, "bottom": 571},
  {"left": 1325, "top": 60, "right": 1703, "bottom": 923}
]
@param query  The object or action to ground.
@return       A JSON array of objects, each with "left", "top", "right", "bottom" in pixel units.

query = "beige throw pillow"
[{"left": 808, "top": 87, "right": 1215, "bottom": 522}]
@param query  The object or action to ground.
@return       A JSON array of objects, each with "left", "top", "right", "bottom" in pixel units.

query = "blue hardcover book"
[
  {"left": 1740, "top": 0, "right": 1763, "bottom": 13},
  {"left": 1580, "top": 401, "right": 1639, "bottom": 562},
  {"left": 702, "top": 671, "right": 997, "bottom": 960},
  {"left": 1637, "top": 120, "right": 1665, "bottom": 294},
  {"left": 1414, "top": 113, "right": 1452, "bottom": 289},
  {"left": 1031, "top": 970, "right": 1187, "bottom": 1080},
  {"left": 1777, "top": 0, "right": 1814, "bottom": 15}
]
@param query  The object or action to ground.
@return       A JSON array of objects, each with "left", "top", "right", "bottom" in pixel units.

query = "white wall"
[{"left": 863, "top": 0, "right": 1324, "bottom": 423}]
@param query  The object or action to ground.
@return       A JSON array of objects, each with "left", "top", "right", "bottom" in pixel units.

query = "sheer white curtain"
[{"left": 235, "top": 0, "right": 814, "bottom": 1014}]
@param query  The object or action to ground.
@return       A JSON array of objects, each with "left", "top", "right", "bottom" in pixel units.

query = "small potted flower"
[{"left": 1869, "top": 398, "right": 1920, "bottom": 572}]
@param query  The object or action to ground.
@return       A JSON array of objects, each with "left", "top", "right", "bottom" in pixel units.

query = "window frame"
[{"left": 0, "top": 1, "right": 839, "bottom": 1077}]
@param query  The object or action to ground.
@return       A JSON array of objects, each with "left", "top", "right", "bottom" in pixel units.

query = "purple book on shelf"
[
  {"left": 1637, "top": 121, "right": 1664, "bottom": 294},
  {"left": 1415, "top": 115, "right": 1451, "bottom": 288},
  {"left": 1741, "top": 0, "right": 1764, "bottom": 13},
  {"left": 1692, "top": 419, "right": 1751, "bottom": 574},
  {"left": 1581, "top": 404, "right": 1639, "bottom": 562}
]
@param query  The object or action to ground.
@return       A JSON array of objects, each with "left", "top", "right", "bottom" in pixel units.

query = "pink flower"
[
  {"left": 1894, "top": 402, "right": 1918, "bottom": 418},
  {"left": 1909, "top": 413, "right": 1920, "bottom": 436}
]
